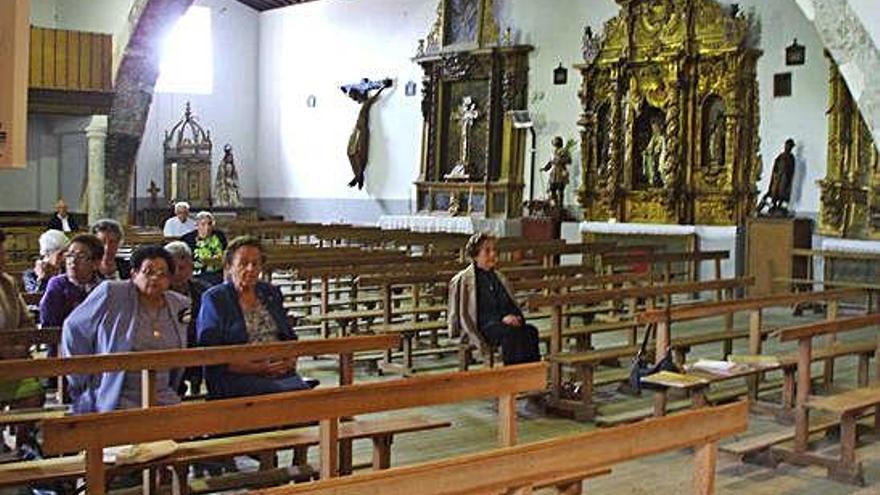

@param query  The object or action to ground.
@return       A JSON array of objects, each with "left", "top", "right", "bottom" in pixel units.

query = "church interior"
[{"left": 1, "top": 0, "right": 880, "bottom": 493}]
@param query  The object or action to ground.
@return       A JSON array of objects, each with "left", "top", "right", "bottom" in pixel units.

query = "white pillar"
[{"left": 85, "top": 115, "right": 108, "bottom": 224}]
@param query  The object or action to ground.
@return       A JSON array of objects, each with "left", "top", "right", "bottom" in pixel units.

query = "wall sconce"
[
  {"left": 553, "top": 63, "right": 568, "bottom": 85},
  {"left": 786, "top": 38, "right": 805, "bottom": 66},
  {"left": 306, "top": 95, "right": 317, "bottom": 108},
  {"left": 405, "top": 81, "right": 418, "bottom": 97}
]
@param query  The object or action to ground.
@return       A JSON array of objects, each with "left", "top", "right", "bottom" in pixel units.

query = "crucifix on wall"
[{"left": 450, "top": 96, "right": 481, "bottom": 177}]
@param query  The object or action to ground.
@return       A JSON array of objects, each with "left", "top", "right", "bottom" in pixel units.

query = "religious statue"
[
  {"left": 642, "top": 119, "right": 666, "bottom": 188},
  {"left": 582, "top": 25, "right": 601, "bottom": 64},
  {"left": 542, "top": 136, "right": 573, "bottom": 208},
  {"left": 707, "top": 116, "right": 725, "bottom": 170},
  {"left": 214, "top": 144, "right": 242, "bottom": 207},
  {"left": 453, "top": 96, "right": 481, "bottom": 176},
  {"left": 341, "top": 78, "right": 393, "bottom": 189},
  {"left": 147, "top": 180, "right": 160, "bottom": 207},
  {"left": 758, "top": 139, "right": 796, "bottom": 216}
]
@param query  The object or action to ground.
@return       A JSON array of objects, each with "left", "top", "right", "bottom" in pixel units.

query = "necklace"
[{"left": 142, "top": 302, "right": 166, "bottom": 339}]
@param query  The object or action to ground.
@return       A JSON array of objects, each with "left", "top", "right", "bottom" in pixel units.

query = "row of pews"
[{"left": 4, "top": 218, "right": 880, "bottom": 492}]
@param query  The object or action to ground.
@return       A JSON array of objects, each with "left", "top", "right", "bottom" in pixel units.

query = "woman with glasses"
[
  {"left": 61, "top": 245, "right": 190, "bottom": 413},
  {"left": 197, "top": 236, "right": 311, "bottom": 399},
  {"left": 39, "top": 234, "right": 104, "bottom": 337}
]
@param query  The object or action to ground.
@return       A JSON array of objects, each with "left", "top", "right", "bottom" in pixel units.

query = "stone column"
[{"left": 85, "top": 115, "right": 108, "bottom": 224}]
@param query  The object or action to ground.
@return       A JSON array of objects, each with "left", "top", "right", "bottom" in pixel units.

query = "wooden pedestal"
[{"left": 746, "top": 217, "right": 812, "bottom": 297}]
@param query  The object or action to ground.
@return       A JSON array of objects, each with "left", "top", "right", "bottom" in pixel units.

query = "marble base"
[
  {"left": 580, "top": 221, "right": 740, "bottom": 279},
  {"left": 378, "top": 214, "right": 522, "bottom": 237}
]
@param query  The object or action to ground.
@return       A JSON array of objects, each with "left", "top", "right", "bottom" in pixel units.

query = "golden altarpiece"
[
  {"left": 414, "top": 0, "right": 531, "bottom": 218},
  {"left": 577, "top": 0, "right": 762, "bottom": 225},
  {"left": 818, "top": 58, "right": 880, "bottom": 239}
]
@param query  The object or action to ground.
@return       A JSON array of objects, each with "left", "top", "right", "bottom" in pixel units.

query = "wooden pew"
[
  {"left": 527, "top": 277, "right": 752, "bottom": 419},
  {"left": 254, "top": 401, "right": 749, "bottom": 495},
  {"left": 0, "top": 335, "right": 398, "bottom": 433},
  {"left": 39, "top": 363, "right": 546, "bottom": 495},
  {"left": 764, "top": 313, "right": 880, "bottom": 485}
]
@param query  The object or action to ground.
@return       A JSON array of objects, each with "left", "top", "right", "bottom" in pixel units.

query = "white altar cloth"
[
  {"left": 378, "top": 215, "right": 521, "bottom": 237},
  {"left": 579, "top": 221, "right": 740, "bottom": 279}
]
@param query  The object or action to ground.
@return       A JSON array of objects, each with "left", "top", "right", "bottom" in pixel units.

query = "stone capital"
[{"left": 85, "top": 115, "right": 109, "bottom": 139}]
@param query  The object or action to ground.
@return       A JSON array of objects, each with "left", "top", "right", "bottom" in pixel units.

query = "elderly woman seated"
[
  {"left": 165, "top": 240, "right": 209, "bottom": 395},
  {"left": 91, "top": 218, "right": 130, "bottom": 280},
  {"left": 22, "top": 229, "right": 69, "bottom": 294},
  {"left": 448, "top": 232, "right": 540, "bottom": 365},
  {"left": 40, "top": 234, "right": 103, "bottom": 329},
  {"left": 197, "top": 236, "right": 311, "bottom": 399},
  {"left": 182, "top": 211, "right": 227, "bottom": 286},
  {"left": 62, "top": 245, "right": 189, "bottom": 413},
  {"left": 0, "top": 230, "right": 44, "bottom": 459}
]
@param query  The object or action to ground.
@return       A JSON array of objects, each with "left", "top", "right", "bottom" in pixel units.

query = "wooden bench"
[
  {"left": 0, "top": 335, "right": 400, "bottom": 438},
  {"left": 40, "top": 363, "right": 547, "bottom": 494},
  {"left": 528, "top": 276, "right": 752, "bottom": 419},
  {"left": 0, "top": 415, "right": 451, "bottom": 491},
  {"left": 253, "top": 401, "right": 749, "bottom": 495},
  {"left": 765, "top": 313, "right": 880, "bottom": 485}
]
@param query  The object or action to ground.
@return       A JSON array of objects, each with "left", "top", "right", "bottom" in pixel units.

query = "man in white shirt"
[
  {"left": 163, "top": 202, "right": 198, "bottom": 238},
  {"left": 47, "top": 199, "right": 78, "bottom": 232}
]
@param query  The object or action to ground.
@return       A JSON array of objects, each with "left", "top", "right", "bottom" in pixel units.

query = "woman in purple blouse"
[{"left": 39, "top": 234, "right": 104, "bottom": 340}]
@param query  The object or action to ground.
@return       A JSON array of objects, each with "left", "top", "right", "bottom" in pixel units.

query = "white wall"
[
  {"left": 258, "top": 0, "right": 431, "bottom": 214},
  {"left": 135, "top": 0, "right": 260, "bottom": 203},
  {"left": 0, "top": 116, "right": 89, "bottom": 212},
  {"left": 256, "top": 0, "right": 832, "bottom": 224}
]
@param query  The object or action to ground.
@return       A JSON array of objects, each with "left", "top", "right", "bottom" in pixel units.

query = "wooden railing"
[{"left": 29, "top": 27, "right": 112, "bottom": 92}]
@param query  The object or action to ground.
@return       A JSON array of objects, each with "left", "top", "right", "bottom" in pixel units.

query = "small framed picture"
[
  {"left": 774, "top": 73, "right": 792, "bottom": 98},
  {"left": 786, "top": 39, "right": 806, "bottom": 66},
  {"left": 405, "top": 81, "right": 418, "bottom": 97}
]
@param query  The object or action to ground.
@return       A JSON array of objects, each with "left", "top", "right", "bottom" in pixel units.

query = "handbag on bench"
[{"left": 628, "top": 321, "right": 680, "bottom": 394}]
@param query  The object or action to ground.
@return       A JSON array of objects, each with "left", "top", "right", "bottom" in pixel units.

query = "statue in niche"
[
  {"left": 214, "top": 144, "right": 242, "bottom": 207},
  {"left": 451, "top": 96, "right": 481, "bottom": 177},
  {"left": 542, "top": 136, "right": 573, "bottom": 208},
  {"left": 341, "top": 78, "right": 393, "bottom": 189},
  {"left": 641, "top": 118, "right": 666, "bottom": 188},
  {"left": 705, "top": 102, "right": 726, "bottom": 170},
  {"left": 758, "top": 139, "right": 796, "bottom": 216}
]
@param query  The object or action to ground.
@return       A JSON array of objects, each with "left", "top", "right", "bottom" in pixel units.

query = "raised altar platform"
[
  {"left": 579, "top": 221, "right": 740, "bottom": 279},
  {"left": 378, "top": 215, "right": 522, "bottom": 237}
]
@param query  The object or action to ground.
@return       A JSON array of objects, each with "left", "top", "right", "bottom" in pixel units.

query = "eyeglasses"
[
  {"left": 64, "top": 253, "right": 92, "bottom": 263},
  {"left": 138, "top": 269, "right": 170, "bottom": 279}
]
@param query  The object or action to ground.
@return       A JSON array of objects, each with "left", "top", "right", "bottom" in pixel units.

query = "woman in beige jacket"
[{"left": 448, "top": 233, "right": 540, "bottom": 365}]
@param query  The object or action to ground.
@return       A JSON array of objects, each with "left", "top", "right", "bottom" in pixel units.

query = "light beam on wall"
[{"left": 156, "top": 6, "right": 213, "bottom": 95}]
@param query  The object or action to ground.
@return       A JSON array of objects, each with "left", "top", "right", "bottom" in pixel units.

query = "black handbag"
[{"left": 628, "top": 321, "right": 680, "bottom": 393}]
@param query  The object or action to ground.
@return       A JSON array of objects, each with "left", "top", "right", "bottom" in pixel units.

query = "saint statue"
[
  {"left": 758, "top": 139, "right": 796, "bottom": 215},
  {"left": 454, "top": 96, "right": 481, "bottom": 174},
  {"left": 707, "top": 115, "right": 726, "bottom": 170},
  {"left": 642, "top": 119, "right": 666, "bottom": 188},
  {"left": 542, "top": 136, "right": 573, "bottom": 208},
  {"left": 214, "top": 144, "right": 242, "bottom": 207}
]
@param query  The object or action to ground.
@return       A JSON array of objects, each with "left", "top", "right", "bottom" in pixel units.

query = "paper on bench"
[
  {"left": 103, "top": 440, "right": 178, "bottom": 465},
  {"left": 691, "top": 359, "right": 737, "bottom": 375}
]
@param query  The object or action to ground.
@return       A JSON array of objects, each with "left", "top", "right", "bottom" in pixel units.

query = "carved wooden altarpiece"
[
  {"left": 414, "top": 0, "right": 531, "bottom": 219},
  {"left": 576, "top": 0, "right": 762, "bottom": 225},
  {"left": 164, "top": 102, "right": 212, "bottom": 207},
  {"left": 818, "top": 57, "right": 880, "bottom": 239}
]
